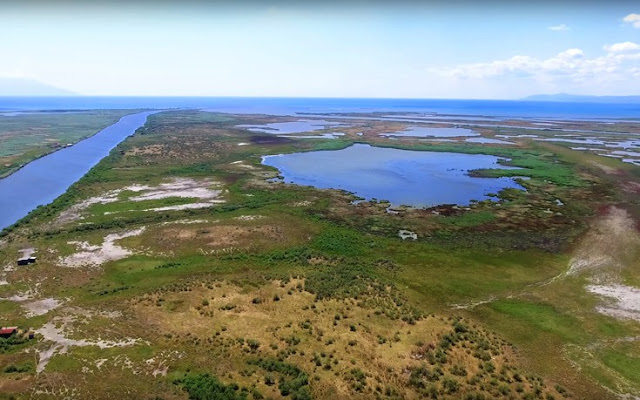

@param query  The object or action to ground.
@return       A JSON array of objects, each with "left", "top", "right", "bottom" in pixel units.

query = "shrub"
[{"left": 177, "top": 373, "right": 248, "bottom": 400}]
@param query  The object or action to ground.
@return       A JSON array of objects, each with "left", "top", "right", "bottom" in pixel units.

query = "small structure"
[{"left": 0, "top": 327, "right": 17, "bottom": 338}]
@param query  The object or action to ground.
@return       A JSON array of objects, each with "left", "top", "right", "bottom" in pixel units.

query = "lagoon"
[
  {"left": 262, "top": 143, "right": 524, "bottom": 207},
  {"left": 381, "top": 126, "right": 479, "bottom": 138},
  {"left": 237, "top": 119, "right": 345, "bottom": 134}
]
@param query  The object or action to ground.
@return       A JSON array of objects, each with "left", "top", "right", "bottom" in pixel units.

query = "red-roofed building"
[{"left": 0, "top": 327, "right": 17, "bottom": 338}]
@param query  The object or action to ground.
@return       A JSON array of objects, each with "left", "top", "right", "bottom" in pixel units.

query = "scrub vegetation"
[{"left": 0, "top": 110, "right": 638, "bottom": 399}]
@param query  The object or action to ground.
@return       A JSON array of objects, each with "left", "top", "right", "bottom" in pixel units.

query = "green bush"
[{"left": 177, "top": 373, "right": 248, "bottom": 400}]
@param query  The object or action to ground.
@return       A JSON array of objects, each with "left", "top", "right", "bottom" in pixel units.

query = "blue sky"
[{"left": 1, "top": 1, "right": 639, "bottom": 98}]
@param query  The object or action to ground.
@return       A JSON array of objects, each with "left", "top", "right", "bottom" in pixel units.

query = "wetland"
[{"left": 0, "top": 105, "right": 639, "bottom": 400}]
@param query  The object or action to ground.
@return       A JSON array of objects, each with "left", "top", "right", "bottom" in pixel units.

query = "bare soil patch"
[{"left": 58, "top": 228, "right": 145, "bottom": 268}]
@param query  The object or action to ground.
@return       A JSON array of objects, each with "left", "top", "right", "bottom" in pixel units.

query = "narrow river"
[{"left": 0, "top": 111, "right": 156, "bottom": 231}]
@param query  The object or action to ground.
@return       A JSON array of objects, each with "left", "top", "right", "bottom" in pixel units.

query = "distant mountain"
[
  {"left": 524, "top": 93, "right": 640, "bottom": 103},
  {"left": 0, "top": 77, "right": 75, "bottom": 96}
]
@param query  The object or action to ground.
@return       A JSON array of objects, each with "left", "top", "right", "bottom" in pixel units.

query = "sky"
[{"left": 1, "top": 0, "right": 640, "bottom": 99}]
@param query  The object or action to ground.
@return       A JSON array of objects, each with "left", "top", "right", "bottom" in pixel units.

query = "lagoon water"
[
  {"left": 237, "top": 119, "right": 345, "bottom": 134},
  {"left": 465, "top": 137, "right": 514, "bottom": 145},
  {"left": 0, "top": 111, "right": 155, "bottom": 230},
  {"left": 381, "top": 127, "right": 479, "bottom": 138},
  {"left": 262, "top": 144, "right": 524, "bottom": 207}
]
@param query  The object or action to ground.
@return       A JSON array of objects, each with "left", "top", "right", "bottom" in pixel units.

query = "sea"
[{"left": 0, "top": 96, "right": 639, "bottom": 120}]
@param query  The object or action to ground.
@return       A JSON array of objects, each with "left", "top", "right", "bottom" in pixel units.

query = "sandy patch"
[
  {"left": 18, "top": 247, "right": 36, "bottom": 258},
  {"left": 160, "top": 224, "right": 285, "bottom": 249},
  {"left": 566, "top": 206, "right": 640, "bottom": 322},
  {"left": 450, "top": 296, "right": 497, "bottom": 310},
  {"left": 128, "top": 178, "right": 221, "bottom": 201},
  {"left": 160, "top": 219, "right": 211, "bottom": 226},
  {"left": 229, "top": 161, "right": 257, "bottom": 170},
  {"left": 291, "top": 200, "right": 312, "bottom": 207},
  {"left": 234, "top": 215, "right": 265, "bottom": 221},
  {"left": 55, "top": 178, "right": 224, "bottom": 225},
  {"left": 567, "top": 207, "right": 640, "bottom": 280},
  {"left": 587, "top": 284, "right": 640, "bottom": 322},
  {"left": 58, "top": 228, "right": 145, "bottom": 268},
  {"left": 35, "top": 318, "right": 139, "bottom": 373},
  {"left": 1, "top": 293, "right": 62, "bottom": 317},
  {"left": 126, "top": 144, "right": 165, "bottom": 156},
  {"left": 21, "top": 298, "right": 63, "bottom": 317}
]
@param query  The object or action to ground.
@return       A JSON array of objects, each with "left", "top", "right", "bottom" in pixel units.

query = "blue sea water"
[{"left": 0, "top": 96, "right": 639, "bottom": 119}]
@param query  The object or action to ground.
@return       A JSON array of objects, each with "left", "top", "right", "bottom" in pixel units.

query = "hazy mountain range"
[
  {"left": 1, "top": 78, "right": 639, "bottom": 103},
  {"left": 524, "top": 93, "right": 640, "bottom": 103},
  {"left": 0, "top": 77, "right": 75, "bottom": 96}
]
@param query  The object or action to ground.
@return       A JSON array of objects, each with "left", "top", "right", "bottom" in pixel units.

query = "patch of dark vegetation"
[
  {"left": 407, "top": 317, "right": 565, "bottom": 399},
  {"left": 250, "top": 135, "right": 294, "bottom": 145},
  {"left": 0, "top": 334, "right": 30, "bottom": 354},
  {"left": 248, "top": 357, "right": 312, "bottom": 400},
  {"left": 93, "top": 285, "right": 130, "bottom": 297},
  {"left": 176, "top": 373, "right": 251, "bottom": 400},
  {"left": 428, "top": 230, "right": 576, "bottom": 253},
  {"left": 3, "top": 362, "right": 33, "bottom": 374},
  {"left": 310, "top": 228, "right": 365, "bottom": 257},
  {"left": 155, "top": 262, "right": 183, "bottom": 270}
]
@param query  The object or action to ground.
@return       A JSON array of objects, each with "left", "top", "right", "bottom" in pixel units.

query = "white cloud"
[
  {"left": 431, "top": 45, "right": 640, "bottom": 94},
  {"left": 623, "top": 13, "right": 640, "bottom": 28},
  {"left": 548, "top": 24, "right": 570, "bottom": 31},
  {"left": 605, "top": 41, "right": 640, "bottom": 53}
]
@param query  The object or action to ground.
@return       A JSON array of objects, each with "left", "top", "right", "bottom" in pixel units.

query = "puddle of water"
[
  {"left": 381, "top": 126, "right": 479, "bottom": 138},
  {"left": 465, "top": 137, "right": 514, "bottom": 145},
  {"left": 536, "top": 138, "right": 605, "bottom": 145},
  {"left": 262, "top": 143, "right": 524, "bottom": 207},
  {"left": 496, "top": 134, "right": 539, "bottom": 138},
  {"left": 280, "top": 132, "right": 345, "bottom": 139},
  {"left": 612, "top": 150, "right": 640, "bottom": 158},
  {"left": 237, "top": 119, "right": 345, "bottom": 134}
]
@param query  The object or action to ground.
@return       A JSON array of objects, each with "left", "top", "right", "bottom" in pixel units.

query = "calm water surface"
[
  {"left": 381, "top": 126, "right": 479, "bottom": 138},
  {"left": 465, "top": 137, "right": 514, "bottom": 145},
  {"left": 0, "top": 111, "right": 155, "bottom": 230},
  {"left": 2, "top": 97, "right": 639, "bottom": 119},
  {"left": 237, "top": 120, "right": 345, "bottom": 134},
  {"left": 262, "top": 144, "right": 524, "bottom": 207}
]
